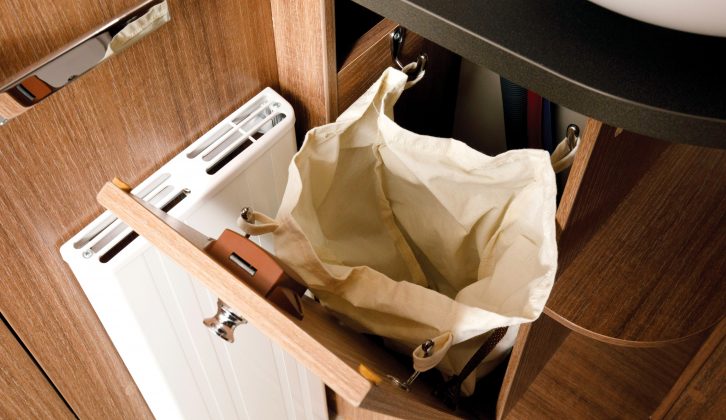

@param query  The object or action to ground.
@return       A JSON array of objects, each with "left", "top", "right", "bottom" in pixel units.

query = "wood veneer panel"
[
  {"left": 0, "top": 0, "right": 278, "bottom": 417},
  {"left": 554, "top": 118, "right": 603, "bottom": 237},
  {"left": 0, "top": 92, "right": 27, "bottom": 119},
  {"left": 656, "top": 320, "right": 725, "bottom": 419},
  {"left": 545, "top": 123, "right": 726, "bottom": 344},
  {"left": 505, "top": 326, "right": 704, "bottom": 419},
  {"left": 98, "top": 182, "right": 458, "bottom": 419},
  {"left": 270, "top": 0, "right": 338, "bottom": 141},
  {"left": 0, "top": 317, "right": 74, "bottom": 420},
  {"left": 337, "top": 18, "right": 399, "bottom": 111},
  {"left": 335, "top": 393, "right": 401, "bottom": 420},
  {"left": 663, "top": 330, "right": 726, "bottom": 419},
  {"left": 496, "top": 315, "right": 569, "bottom": 419}
]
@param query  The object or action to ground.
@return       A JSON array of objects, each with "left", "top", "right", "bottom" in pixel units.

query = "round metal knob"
[
  {"left": 566, "top": 123, "right": 580, "bottom": 151},
  {"left": 203, "top": 299, "right": 247, "bottom": 343}
]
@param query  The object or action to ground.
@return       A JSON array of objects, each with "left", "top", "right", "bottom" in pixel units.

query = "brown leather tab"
[{"left": 205, "top": 229, "right": 306, "bottom": 318}]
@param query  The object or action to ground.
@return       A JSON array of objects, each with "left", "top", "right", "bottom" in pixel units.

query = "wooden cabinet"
[
  {"left": 0, "top": 0, "right": 277, "bottom": 417},
  {"left": 1, "top": 0, "right": 723, "bottom": 418}
]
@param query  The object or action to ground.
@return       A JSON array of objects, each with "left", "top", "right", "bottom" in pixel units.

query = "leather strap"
[
  {"left": 236, "top": 210, "right": 279, "bottom": 236},
  {"left": 433, "top": 326, "right": 509, "bottom": 410}
]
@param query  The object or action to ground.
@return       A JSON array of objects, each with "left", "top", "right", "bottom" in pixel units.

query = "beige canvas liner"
[{"left": 239, "top": 68, "right": 561, "bottom": 394}]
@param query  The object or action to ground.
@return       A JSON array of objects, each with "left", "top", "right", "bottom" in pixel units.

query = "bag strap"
[
  {"left": 433, "top": 326, "right": 509, "bottom": 410},
  {"left": 236, "top": 210, "right": 279, "bottom": 236},
  {"left": 550, "top": 135, "right": 579, "bottom": 173},
  {"left": 413, "top": 332, "right": 453, "bottom": 372}
]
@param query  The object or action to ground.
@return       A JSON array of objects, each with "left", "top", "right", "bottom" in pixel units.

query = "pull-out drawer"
[{"left": 98, "top": 181, "right": 459, "bottom": 419}]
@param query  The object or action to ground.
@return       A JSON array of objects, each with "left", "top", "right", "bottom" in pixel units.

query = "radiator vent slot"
[
  {"left": 206, "top": 140, "right": 253, "bottom": 175},
  {"left": 90, "top": 184, "right": 173, "bottom": 253},
  {"left": 205, "top": 110, "right": 286, "bottom": 175},
  {"left": 185, "top": 98, "right": 287, "bottom": 176},
  {"left": 73, "top": 173, "right": 171, "bottom": 249},
  {"left": 203, "top": 130, "right": 245, "bottom": 162},
  {"left": 99, "top": 188, "right": 190, "bottom": 263}
]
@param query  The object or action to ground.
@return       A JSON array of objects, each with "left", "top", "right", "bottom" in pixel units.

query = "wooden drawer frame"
[{"left": 97, "top": 182, "right": 458, "bottom": 419}]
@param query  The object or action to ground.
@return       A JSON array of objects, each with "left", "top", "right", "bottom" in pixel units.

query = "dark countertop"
[{"left": 351, "top": 0, "right": 726, "bottom": 148}]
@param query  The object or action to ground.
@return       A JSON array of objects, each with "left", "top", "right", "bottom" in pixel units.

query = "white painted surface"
[{"left": 61, "top": 89, "right": 327, "bottom": 420}]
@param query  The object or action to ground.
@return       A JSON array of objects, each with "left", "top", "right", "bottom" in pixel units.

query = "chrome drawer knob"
[{"left": 203, "top": 299, "right": 247, "bottom": 343}]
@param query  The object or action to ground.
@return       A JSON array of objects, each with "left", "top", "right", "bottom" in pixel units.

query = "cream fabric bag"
[{"left": 240, "top": 68, "right": 558, "bottom": 394}]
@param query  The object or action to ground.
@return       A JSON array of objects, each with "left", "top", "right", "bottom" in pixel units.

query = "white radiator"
[{"left": 61, "top": 89, "right": 327, "bottom": 420}]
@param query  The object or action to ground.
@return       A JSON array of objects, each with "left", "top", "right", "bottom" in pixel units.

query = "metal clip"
[
  {"left": 388, "top": 339, "right": 434, "bottom": 391},
  {"left": 566, "top": 124, "right": 580, "bottom": 151},
  {"left": 240, "top": 207, "right": 255, "bottom": 230}
]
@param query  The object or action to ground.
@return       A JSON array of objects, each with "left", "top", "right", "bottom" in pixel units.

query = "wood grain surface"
[
  {"left": 655, "top": 319, "right": 726, "bottom": 419},
  {"left": 0, "top": 0, "right": 278, "bottom": 417},
  {"left": 545, "top": 121, "right": 726, "bottom": 345},
  {"left": 496, "top": 315, "right": 569, "bottom": 419},
  {"left": 337, "top": 18, "right": 400, "bottom": 111},
  {"left": 270, "top": 0, "right": 337, "bottom": 141},
  {"left": 497, "top": 120, "right": 725, "bottom": 419},
  {"left": 0, "top": 316, "right": 75, "bottom": 420},
  {"left": 663, "top": 328, "right": 726, "bottom": 419},
  {"left": 554, "top": 118, "right": 603, "bottom": 239},
  {"left": 0, "top": 92, "right": 27, "bottom": 119},
  {"left": 334, "top": 393, "right": 402, "bottom": 420},
  {"left": 504, "top": 324, "right": 705, "bottom": 419},
  {"left": 98, "top": 182, "right": 458, "bottom": 419}
]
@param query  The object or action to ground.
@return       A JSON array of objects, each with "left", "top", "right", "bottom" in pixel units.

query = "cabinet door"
[{"left": 0, "top": 0, "right": 278, "bottom": 417}]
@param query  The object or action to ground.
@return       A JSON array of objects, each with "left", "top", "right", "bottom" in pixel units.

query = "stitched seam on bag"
[{"left": 371, "top": 143, "right": 429, "bottom": 288}]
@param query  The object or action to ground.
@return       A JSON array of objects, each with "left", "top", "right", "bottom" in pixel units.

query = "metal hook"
[
  {"left": 391, "top": 27, "right": 406, "bottom": 69},
  {"left": 390, "top": 27, "right": 428, "bottom": 82}
]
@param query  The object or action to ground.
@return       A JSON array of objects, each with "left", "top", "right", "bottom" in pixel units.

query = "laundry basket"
[{"left": 239, "top": 68, "right": 559, "bottom": 397}]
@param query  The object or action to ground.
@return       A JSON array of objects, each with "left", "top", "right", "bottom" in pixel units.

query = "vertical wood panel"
[
  {"left": 655, "top": 320, "right": 726, "bottom": 419},
  {"left": 0, "top": 0, "right": 279, "bottom": 417},
  {"left": 503, "top": 329, "right": 703, "bottom": 419},
  {"left": 664, "top": 336, "right": 726, "bottom": 419},
  {"left": 0, "top": 317, "right": 75, "bottom": 420},
  {"left": 496, "top": 315, "right": 569, "bottom": 419},
  {"left": 270, "top": 0, "right": 337, "bottom": 141}
]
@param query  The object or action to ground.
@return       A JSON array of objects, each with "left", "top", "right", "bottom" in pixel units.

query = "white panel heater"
[{"left": 61, "top": 89, "right": 327, "bottom": 420}]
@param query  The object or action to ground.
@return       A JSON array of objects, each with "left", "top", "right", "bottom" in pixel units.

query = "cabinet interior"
[{"left": 277, "top": 7, "right": 726, "bottom": 414}]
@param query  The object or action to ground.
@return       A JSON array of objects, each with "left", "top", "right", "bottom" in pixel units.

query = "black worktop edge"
[{"left": 350, "top": 0, "right": 726, "bottom": 149}]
